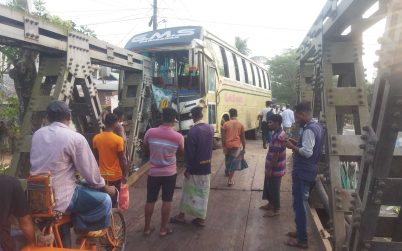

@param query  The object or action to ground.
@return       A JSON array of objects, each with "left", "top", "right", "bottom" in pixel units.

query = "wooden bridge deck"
[{"left": 123, "top": 139, "right": 323, "bottom": 251}]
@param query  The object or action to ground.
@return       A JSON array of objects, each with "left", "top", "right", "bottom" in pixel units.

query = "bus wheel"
[{"left": 245, "top": 129, "right": 258, "bottom": 140}]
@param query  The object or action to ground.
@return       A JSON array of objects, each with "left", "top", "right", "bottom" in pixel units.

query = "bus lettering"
[{"left": 131, "top": 28, "right": 196, "bottom": 44}]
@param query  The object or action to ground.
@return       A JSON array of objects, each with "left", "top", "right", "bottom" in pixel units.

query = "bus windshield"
[{"left": 152, "top": 50, "right": 200, "bottom": 93}]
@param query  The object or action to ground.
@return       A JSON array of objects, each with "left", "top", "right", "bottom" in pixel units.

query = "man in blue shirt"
[
  {"left": 284, "top": 103, "right": 324, "bottom": 249},
  {"left": 170, "top": 106, "right": 214, "bottom": 227}
]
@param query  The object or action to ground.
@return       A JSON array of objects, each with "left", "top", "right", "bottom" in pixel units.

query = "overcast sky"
[
  {"left": 42, "top": 0, "right": 328, "bottom": 57},
  {"left": 0, "top": 0, "right": 385, "bottom": 80}
]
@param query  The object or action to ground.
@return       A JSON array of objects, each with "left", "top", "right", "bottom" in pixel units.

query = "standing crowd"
[
  {"left": 1, "top": 99, "right": 323, "bottom": 250},
  {"left": 258, "top": 101, "right": 324, "bottom": 249}
]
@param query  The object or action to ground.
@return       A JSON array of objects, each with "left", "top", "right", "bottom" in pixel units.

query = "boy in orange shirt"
[{"left": 93, "top": 113, "right": 127, "bottom": 206}]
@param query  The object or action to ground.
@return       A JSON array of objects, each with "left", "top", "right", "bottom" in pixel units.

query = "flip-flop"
[
  {"left": 170, "top": 216, "right": 186, "bottom": 224},
  {"left": 227, "top": 180, "right": 235, "bottom": 186},
  {"left": 159, "top": 228, "right": 173, "bottom": 237},
  {"left": 143, "top": 227, "right": 155, "bottom": 236},
  {"left": 191, "top": 219, "right": 206, "bottom": 227},
  {"left": 263, "top": 211, "right": 280, "bottom": 217},
  {"left": 259, "top": 204, "right": 272, "bottom": 210},
  {"left": 284, "top": 238, "right": 308, "bottom": 249}
]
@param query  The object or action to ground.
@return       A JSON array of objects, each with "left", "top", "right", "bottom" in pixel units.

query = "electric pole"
[{"left": 153, "top": 0, "right": 158, "bottom": 31}]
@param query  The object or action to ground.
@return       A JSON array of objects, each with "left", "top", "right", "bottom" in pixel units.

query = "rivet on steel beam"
[{"left": 377, "top": 181, "right": 385, "bottom": 187}]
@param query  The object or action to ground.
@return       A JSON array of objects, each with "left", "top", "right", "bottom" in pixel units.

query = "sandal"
[
  {"left": 159, "top": 228, "right": 173, "bottom": 237},
  {"left": 259, "top": 204, "right": 272, "bottom": 211},
  {"left": 170, "top": 216, "right": 186, "bottom": 224},
  {"left": 143, "top": 227, "right": 155, "bottom": 236},
  {"left": 284, "top": 238, "right": 308, "bottom": 249},
  {"left": 227, "top": 180, "right": 235, "bottom": 186},
  {"left": 191, "top": 218, "right": 206, "bottom": 227},
  {"left": 263, "top": 211, "right": 280, "bottom": 217},
  {"left": 286, "top": 231, "right": 297, "bottom": 238}
]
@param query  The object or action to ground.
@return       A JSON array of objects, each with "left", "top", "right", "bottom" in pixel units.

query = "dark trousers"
[
  {"left": 107, "top": 179, "right": 122, "bottom": 208},
  {"left": 262, "top": 175, "right": 282, "bottom": 211},
  {"left": 261, "top": 122, "right": 272, "bottom": 145},
  {"left": 292, "top": 175, "right": 315, "bottom": 244}
]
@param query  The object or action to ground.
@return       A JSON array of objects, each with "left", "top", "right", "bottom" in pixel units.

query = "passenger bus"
[{"left": 125, "top": 26, "right": 272, "bottom": 137}]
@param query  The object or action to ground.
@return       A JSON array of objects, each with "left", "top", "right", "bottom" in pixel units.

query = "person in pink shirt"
[{"left": 143, "top": 108, "right": 184, "bottom": 237}]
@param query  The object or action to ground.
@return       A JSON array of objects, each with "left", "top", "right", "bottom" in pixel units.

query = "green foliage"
[
  {"left": 266, "top": 48, "right": 298, "bottom": 106},
  {"left": 234, "top": 37, "right": 251, "bottom": 56},
  {"left": 0, "top": 95, "right": 19, "bottom": 119}
]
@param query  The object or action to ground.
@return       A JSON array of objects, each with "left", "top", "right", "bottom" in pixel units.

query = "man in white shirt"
[
  {"left": 258, "top": 101, "right": 274, "bottom": 149},
  {"left": 281, "top": 104, "right": 295, "bottom": 137}
]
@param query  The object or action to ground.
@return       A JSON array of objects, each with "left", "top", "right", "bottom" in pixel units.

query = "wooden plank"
[{"left": 123, "top": 140, "right": 324, "bottom": 251}]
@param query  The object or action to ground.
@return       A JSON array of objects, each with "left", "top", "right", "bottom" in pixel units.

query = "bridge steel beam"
[
  {"left": 0, "top": 5, "right": 152, "bottom": 178},
  {"left": 296, "top": 0, "right": 402, "bottom": 250},
  {"left": 347, "top": 1, "right": 402, "bottom": 250}
]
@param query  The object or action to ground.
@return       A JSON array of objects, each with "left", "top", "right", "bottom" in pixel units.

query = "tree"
[
  {"left": 234, "top": 37, "right": 251, "bottom": 56},
  {"left": 266, "top": 48, "right": 298, "bottom": 106}
]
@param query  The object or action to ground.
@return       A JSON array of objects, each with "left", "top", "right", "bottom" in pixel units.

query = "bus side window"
[
  {"left": 242, "top": 59, "right": 249, "bottom": 84},
  {"left": 262, "top": 69, "right": 267, "bottom": 89},
  {"left": 208, "top": 66, "right": 216, "bottom": 92}
]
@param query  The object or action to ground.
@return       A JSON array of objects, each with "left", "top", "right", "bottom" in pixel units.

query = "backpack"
[{"left": 266, "top": 108, "right": 274, "bottom": 121}]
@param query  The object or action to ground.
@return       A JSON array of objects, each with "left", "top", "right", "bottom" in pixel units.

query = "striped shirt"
[
  {"left": 265, "top": 128, "right": 287, "bottom": 177},
  {"left": 30, "top": 122, "right": 105, "bottom": 212},
  {"left": 144, "top": 125, "right": 184, "bottom": 176}
]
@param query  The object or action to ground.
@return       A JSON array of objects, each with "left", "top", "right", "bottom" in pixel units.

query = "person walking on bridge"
[
  {"left": 222, "top": 108, "right": 246, "bottom": 186},
  {"left": 281, "top": 104, "right": 295, "bottom": 137},
  {"left": 258, "top": 101, "right": 275, "bottom": 149},
  {"left": 143, "top": 107, "right": 184, "bottom": 237},
  {"left": 284, "top": 102, "right": 324, "bottom": 249},
  {"left": 170, "top": 106, "right": 214, "bottom": 227}
]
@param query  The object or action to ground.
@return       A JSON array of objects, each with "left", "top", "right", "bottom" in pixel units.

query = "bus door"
[{"left": 205, "top": 62, "right": 217, "bottom": 130}]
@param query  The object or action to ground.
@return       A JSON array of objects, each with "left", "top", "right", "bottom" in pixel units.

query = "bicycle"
[{"left": 23, "top": 175, "right": 126, "bottom": 251}]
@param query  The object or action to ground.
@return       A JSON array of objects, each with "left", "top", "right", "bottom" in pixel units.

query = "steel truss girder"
[
  {"left": 347, "top": 1, "right": 402, "bottom": 250},
  {"left": 0, "top": 5, "right": 152, "bottom": 177},
  {"left": 298, "top": 0, "right": 385, "bottom": 63},
  {"left": 298, "top": 1, "right": 402, "bottom": 251}
]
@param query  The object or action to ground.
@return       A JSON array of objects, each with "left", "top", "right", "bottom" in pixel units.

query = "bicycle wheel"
[{"left": 98, "top": 209, "right": 126, "bottom": 251}]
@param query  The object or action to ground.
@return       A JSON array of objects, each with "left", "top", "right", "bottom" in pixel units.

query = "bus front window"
[{"left": 153, "top": 50, "right": 199, "bottom": 92}]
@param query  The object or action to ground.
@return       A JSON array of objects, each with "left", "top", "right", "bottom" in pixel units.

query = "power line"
[
  {"left": 117, "top": 8, "right": 154, "bottom": 45},
  {"left": 50, "top": 8, "right": 162, "bottom": 15},
  {"left": 82, "top": 14, "right": 150, "bottom": 26},
  {"left": 160, "top": 16, "right": 308, "bottom": 32}
]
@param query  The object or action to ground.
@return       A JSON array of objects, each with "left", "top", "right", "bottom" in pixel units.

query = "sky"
[
  {"left": 1, "top": 0, "right": 385, "bottom": 80},
  {"left": 42, "top": 0, "right": 328, "bottom": 57}
]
